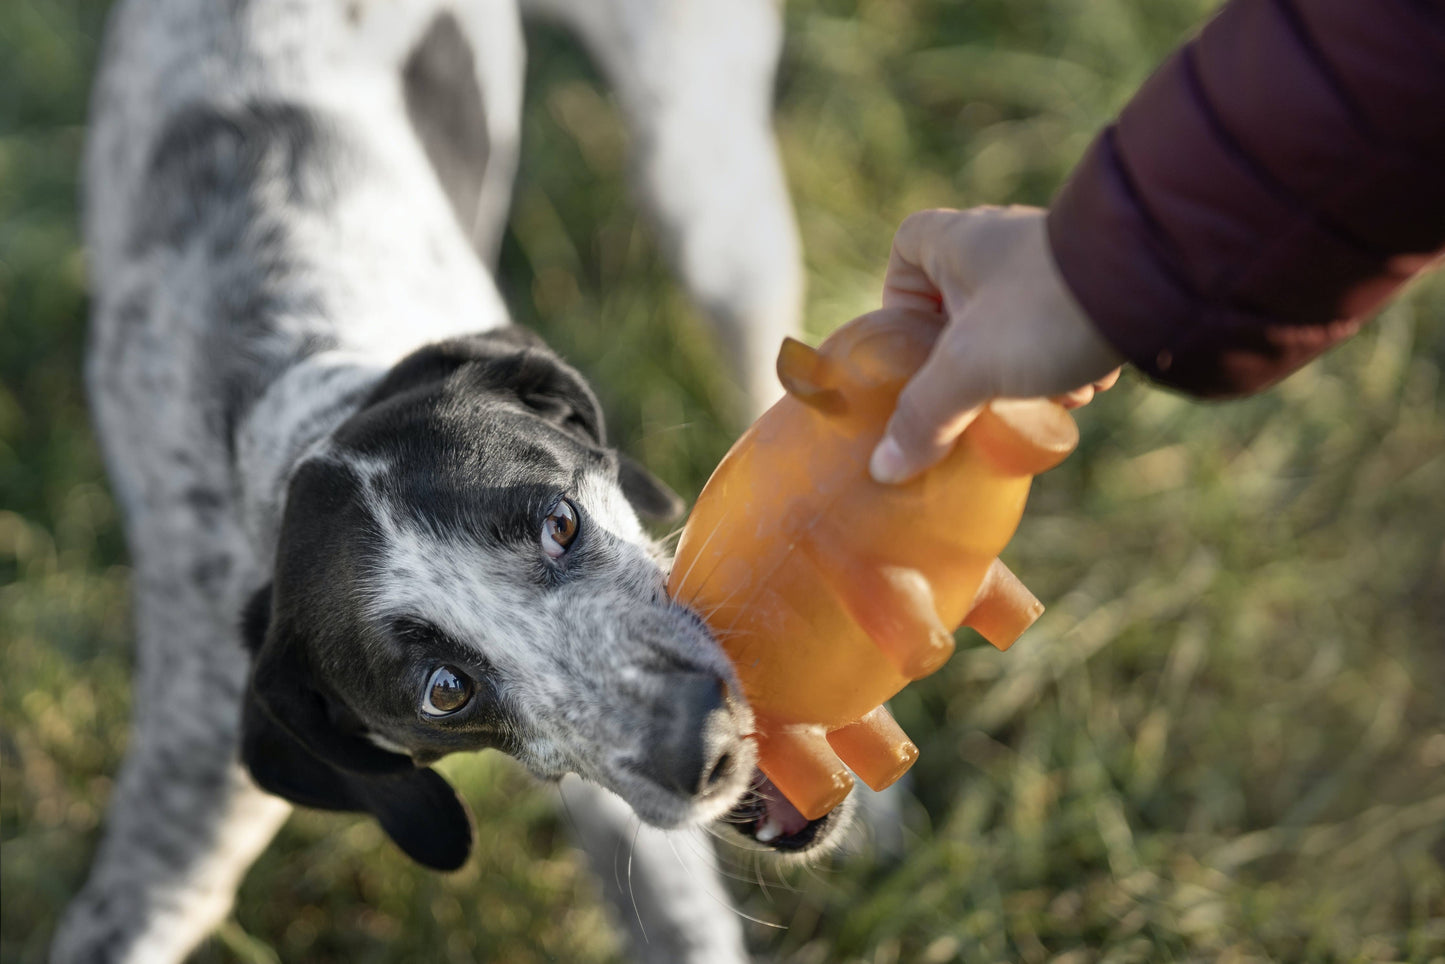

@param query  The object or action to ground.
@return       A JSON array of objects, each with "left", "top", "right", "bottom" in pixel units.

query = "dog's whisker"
[
  {"left": 786, "top": 861, "right": 820, "bottom": 896},
  {"left": 680, "top": 839, "right": 762, "bottom": 887},
  {"left": 633, "top": 420, "right": 698, "bottom": 445},
  {"left": 683, "top": 575, "right": 759, "bottom": 646},
  {"left": 661, "top": 832, "right": 787, "bottom": 926},
  {"left": 753, "top": 850, "right": 774, "bottom": 903},
  {"left": 688, "top": 580, "right": 751, "bottom": 623},
  {"left": 679, "top": 596, "right": 758, "bottom": 650},
  {"left": 556, "top": 784, "right": 584, "bottom": 839},
  {"left": 668, "top": 507, "right": 729, "bottom": 601},
  {"left": 609, "top": 817, "right": 631, "bottom": 903},
  {"left": 702, "top": 623, "right": 756, "bottom": 643},
  {"left": 627, "top": 818, "right": 649, "bottom": 946}
]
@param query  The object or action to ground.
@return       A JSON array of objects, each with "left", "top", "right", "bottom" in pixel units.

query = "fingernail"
[{"left": 870, "top": 437, "right": 909, "bottom": 484}]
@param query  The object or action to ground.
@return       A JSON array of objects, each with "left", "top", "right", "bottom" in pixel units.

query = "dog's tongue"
[{"left": 753, "top": 775, "right": 811, "bottom": 843}]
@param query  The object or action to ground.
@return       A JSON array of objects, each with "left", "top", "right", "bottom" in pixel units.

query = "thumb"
[{"left": 869, "top": 332, "right": 991, "bottom": 484}]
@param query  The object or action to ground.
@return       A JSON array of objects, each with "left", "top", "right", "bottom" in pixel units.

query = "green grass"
[{"left": 4, "top": 0, "right": 1444, "bottom": 961}]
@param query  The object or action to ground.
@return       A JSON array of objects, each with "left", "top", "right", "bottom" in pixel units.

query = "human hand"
[{"left": 868, "top": 206, "right": 1124, "bottom": 484}]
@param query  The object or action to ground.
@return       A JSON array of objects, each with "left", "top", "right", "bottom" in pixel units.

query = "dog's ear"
[
  {"left": 365, "top": 327, "right": 606, "bottom": 446},
  {"left": 243, "top": 588, "right": 412, "bottom": 776},
  {"left": 241, "top": 689, "right": 475, "bottom": 871},
  {"left": 240, "top": 587, "right": 475, "bottom": 871},
  {"left": 618, "top": 454, "right": 686, "bottom": 522}
]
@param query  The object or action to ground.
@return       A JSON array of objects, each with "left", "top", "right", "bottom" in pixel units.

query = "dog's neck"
[{"left": 232, "top": 351, "right": 386, "bottom": 559}]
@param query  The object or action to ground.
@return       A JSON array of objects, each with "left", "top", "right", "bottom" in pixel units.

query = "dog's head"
[{"left": 241, "top": 328, "right": 848, "bottom": 869}]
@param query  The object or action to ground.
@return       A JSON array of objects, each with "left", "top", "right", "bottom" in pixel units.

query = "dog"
[{"left": 54, "top": 0, "right": 849, "bottom": 961}]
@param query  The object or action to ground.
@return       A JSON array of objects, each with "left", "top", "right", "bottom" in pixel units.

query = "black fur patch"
[
  {"left": 131, "top": 101, "right": 342, "bottom": 254},
  {"left": 403, "top": 13, "right": 491, "bottom": 252},
  {"left": 129, "top": 102, "right": 348, "bottom": 458}
]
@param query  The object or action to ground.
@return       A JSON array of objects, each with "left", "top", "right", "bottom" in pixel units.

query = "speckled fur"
[{"left": 57, "top": 1, "right": 809, "bottom": 961}]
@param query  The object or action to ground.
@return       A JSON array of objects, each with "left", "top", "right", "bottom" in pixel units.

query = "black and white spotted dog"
[{"left": 56, "top": 0, "right": 849, "bottom": 961}]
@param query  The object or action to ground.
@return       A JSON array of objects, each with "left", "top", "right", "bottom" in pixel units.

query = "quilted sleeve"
[{"left": 1046, "top": 0, "right": 1445, "bottom": 396}]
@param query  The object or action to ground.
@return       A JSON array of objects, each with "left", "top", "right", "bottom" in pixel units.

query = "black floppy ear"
[
  {"left": 243, "top": 588, "right": 412, "bottom": 776},
  {"left": 618, "top": 454, "right": 685, "bottom": 522},
  {"left": 241, "top": 688, "right": 475, "bottom": 871},
  {"left": 239, "top": 587, "right": 475, "bottom": 871}
]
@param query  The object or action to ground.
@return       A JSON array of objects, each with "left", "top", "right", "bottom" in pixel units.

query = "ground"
[{"left": 2, "top": 0, "right": 1443, "bottom": 961}]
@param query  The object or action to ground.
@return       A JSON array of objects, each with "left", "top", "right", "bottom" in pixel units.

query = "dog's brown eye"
[
  {"left": 422, "top": 666, "right": 474, "bottom": 717},
  {"left": 542, "top": 499, "right": 579, "bottom": 559}
]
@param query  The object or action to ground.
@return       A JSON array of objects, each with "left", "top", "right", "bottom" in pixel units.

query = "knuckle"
[
  {"left": 896, "top": 208, "right": 956, "bottom": 246},
  {"left": 935, "top": 328, "right": 980, "bottom": 372}
]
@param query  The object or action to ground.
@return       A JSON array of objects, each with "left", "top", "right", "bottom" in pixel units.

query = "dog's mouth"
[{"left": 722, "top": 770, "right": 834, "bottom": 851}]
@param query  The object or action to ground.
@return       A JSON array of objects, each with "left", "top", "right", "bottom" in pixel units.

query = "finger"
[
  {"left": 1052, "top": 365, "right": 1124, "bottom": 410},
  {"left": 869, "top": 334, "right": 989, "bottom": 484},
  {"left": 1094, "top": 368, "right": 1122, "bottom": 393},
  {"left": 1052, "top": 385, "right": 1095, "bottom": 409},
  {"left": 881, "top": 209, "right": 958, "bottom": 311},
  {"left": 881, "top": 278, "right": 944, "bottom": 312}
]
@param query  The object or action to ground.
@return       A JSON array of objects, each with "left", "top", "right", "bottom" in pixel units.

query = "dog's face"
[{"left": 241, "top": 329, "right": 848, "bottom": 870}]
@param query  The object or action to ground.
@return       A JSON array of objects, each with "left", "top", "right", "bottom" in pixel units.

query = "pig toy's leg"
[
  {"left": 798, "top": 525, "right": 956, "bottom": 680},
  {"left": 755, "top": 723, "right": 854, "bottom": 822},
  {"left": 826, "top": 706, "right": 918, "bottom": 793},
  {"left": 960, "top": 558, "right": 1044, "bottom": 651}
]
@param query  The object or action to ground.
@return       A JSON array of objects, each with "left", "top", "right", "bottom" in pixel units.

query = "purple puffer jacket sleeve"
[{"left": 1046, "top": 0, "right": 1445, "bottom": 397}]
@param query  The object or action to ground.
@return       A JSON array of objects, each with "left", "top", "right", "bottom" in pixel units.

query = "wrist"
[{"left": 1038, "top": 214, "right": 1126, "bottom": 383}]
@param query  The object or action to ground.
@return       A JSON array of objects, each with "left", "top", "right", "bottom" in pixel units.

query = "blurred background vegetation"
[{"left": 3, "top": 0, "right": 1443, "bottom": 960}]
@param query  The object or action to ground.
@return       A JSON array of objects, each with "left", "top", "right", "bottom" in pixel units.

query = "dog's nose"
[{"left": 643, "top": 672, "right": 742, "bottom": 798}]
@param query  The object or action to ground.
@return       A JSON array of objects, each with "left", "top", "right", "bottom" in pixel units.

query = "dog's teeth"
[{"left": 754, "top": 817, "right": 782, "bottom": 843}]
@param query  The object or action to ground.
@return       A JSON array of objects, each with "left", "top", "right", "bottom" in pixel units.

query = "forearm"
[{"left": 1047, "top": 0, "right": 1445, "bottom": 397}]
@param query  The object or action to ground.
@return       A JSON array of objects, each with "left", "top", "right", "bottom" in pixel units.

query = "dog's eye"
[
  {"left": 542, "top": 499, "right": 579, "bottom": 559},
  {"left": 422, "top": 666, "right": 474, "bottom": 717}
]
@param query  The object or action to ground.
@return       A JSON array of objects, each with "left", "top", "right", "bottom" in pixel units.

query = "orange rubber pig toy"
[{"left": 667, "top": 308, "right": 1078, "bottom": 821}]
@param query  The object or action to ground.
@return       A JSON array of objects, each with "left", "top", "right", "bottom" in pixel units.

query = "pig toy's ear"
[
  {"left": 969, "top": 399, "right": 1079, "bottom": 476},
  {"left": 776, "top": 338, "right": 845, "bottom": 413},
  {"left": 778, "top": 309, "right": 945, "bottom": 412}
]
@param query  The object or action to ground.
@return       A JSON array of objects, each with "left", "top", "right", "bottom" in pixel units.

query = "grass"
[{"left": 3, "top": 0, "right": 1444, "bottom": 961}]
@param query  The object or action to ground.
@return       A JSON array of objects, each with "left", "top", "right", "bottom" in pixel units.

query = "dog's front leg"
[
  {"left": 560, "top": 777, "right": 749, "bottom": 964},
  {"left": 50, "top": 571, "right": 290, "bottom": 964},
  {"left": 522, "top": 0, "right": 804, "bottom": 421}
]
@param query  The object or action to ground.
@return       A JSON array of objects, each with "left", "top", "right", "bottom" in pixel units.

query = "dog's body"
[{"left": 58, "top": 1, "right": 829, "bottom": 961}]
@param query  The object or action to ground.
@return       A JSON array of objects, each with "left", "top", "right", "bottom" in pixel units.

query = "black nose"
[{"left": 641, "top": 672, "right": 742, "bottom": 798}]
